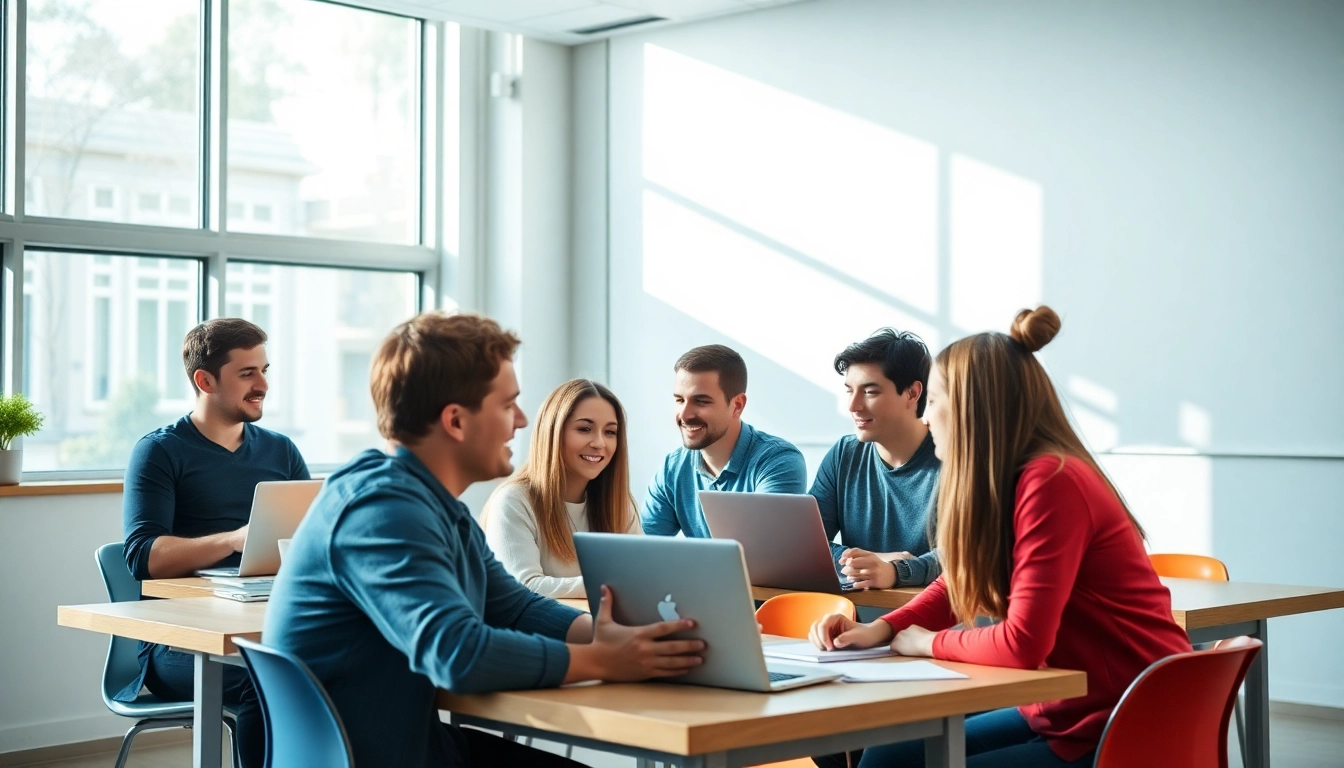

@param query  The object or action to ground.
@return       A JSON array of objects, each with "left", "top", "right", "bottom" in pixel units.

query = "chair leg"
[
  {"left": 114, "top": 720, "right": 170, "bottom": 768},
  {"left": 1234, "top": 694, "right": 1247, "bottom": 768},
  {"left": 224, "top": 716, "right": 241, "bottom": 768}
]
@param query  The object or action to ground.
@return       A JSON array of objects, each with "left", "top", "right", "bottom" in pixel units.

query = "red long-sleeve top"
[{"left": 881, "top": 455, "right": 1191, "bottom": 761}]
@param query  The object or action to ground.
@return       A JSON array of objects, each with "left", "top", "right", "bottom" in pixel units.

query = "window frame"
[{"left": 0, "top": 1, "right": 465, "bottom": 481}]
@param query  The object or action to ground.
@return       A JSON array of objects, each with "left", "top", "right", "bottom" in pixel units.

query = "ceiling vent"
[{"left": 570, "top": 14, "right": 667, "bottom": 35}]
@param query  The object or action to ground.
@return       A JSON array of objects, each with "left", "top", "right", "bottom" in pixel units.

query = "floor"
[{"left": 12, "top": 712, "right": 1344, "bottom": 767}]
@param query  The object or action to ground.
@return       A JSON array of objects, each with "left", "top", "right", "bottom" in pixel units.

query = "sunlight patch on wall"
[
  {"left": 1067, "top": 374, "right": 1120, "bottom": 450},
  {"left": 1099, "top": 453, "right": 1214, "bottom": 555},
  {"left": 642, "top": 188, "right": 939, "bottom": 392},
  {"left": 949, "top": 154, "right": 1043, "bottom": 333},
  {"left": 642, "top": 44, "right": 939, "bottom": 316},
  {"left": 1179, "top": 401, "right": 1213, "bottom": 449}
]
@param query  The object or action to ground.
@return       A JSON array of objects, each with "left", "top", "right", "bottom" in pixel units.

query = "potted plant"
[{"left": 0, "top": 393, "right": 44, "bottom": 485}]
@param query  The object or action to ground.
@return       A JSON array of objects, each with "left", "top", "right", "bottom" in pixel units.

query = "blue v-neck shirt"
[{"left": 122, "top": 415, "right": 310, "bottom": 580}]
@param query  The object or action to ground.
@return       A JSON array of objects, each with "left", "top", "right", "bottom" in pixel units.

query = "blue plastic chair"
[
  {"left": 95, "top": 543, "right": 240, "bottom": 768},
  {"left": 233, "top": 637, "right": 355, "bottom": 768}
]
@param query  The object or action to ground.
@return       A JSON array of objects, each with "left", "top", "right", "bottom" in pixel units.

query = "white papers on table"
[
  {"left": 831, "top": 660, "right": 968, "bottom": 683},
  {"left": 208, "top": 576, "right": 274, "bottom": 588},
  {"left": 762, "top": 641, "right": 893, "bottom": 663}
]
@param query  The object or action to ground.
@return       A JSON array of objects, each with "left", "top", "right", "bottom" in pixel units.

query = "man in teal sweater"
[
  {"left": 810, "top": 329, "right": 942, "bottom": 590},
  {"left": 265, "top": 313, "right": 704, "bottom": 767}
]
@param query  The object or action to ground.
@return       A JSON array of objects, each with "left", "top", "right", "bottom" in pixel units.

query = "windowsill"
[{"left": 0, "top": 479, "right": 124, "bottom": 497}]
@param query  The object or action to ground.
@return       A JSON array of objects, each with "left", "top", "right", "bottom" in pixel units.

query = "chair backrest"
[
  {"left": 1094, "top": 636, "right": 1261, "bottom": 768},
  {"left": 234, "top": 638, "right": 354, "bottom": 768},
  {"left": 1149, "top": 553, "right": 1230, "bottom": 581},
  {"left": 755, "top": 592, "right": 857, "bottom": 639},
  {"left": 94, "top": 542, "right": 144, "bottom": 703}
]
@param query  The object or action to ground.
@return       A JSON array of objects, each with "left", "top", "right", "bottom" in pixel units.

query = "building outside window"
[{"left": 7, "top": 0, "right": 457, "bottom": 476}]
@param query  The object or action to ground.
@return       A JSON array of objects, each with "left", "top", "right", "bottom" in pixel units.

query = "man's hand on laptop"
[
  {"left": 564, "top": 585, "right": 705, "bottom": 684},
  {"left": 227, "top": 525, "right": 249, "bottom": 552},
  {"left": 809, "top": 613, "right": 894, "bottom": 652},
  {"left": 839, "top": 548, "right": 904, "bottom": 589}
]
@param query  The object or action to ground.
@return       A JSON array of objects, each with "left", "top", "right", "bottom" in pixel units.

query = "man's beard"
[{"left": 680, "top": 420, "right": 725, "bottom": 450}]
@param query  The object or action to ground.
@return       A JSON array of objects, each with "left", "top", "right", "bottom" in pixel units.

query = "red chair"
[
  {"left": 1094, "top": 636, "right": 1262, "bottom": 768},
  {"left": 1149, "top": 552, "right": 1245, "bottom": 763}
]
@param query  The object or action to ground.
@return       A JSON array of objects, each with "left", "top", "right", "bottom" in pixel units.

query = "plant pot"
[{"left": 0, "top": 449, "right": 21, "bottom": 485}]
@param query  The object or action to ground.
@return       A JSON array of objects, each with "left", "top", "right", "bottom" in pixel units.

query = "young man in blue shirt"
[
  {"left": 265, "top": 313, "right": 705, "bottom": 768},
  {"left": 810, "top": 329, "right": 942, "bottom": 590},
  {"left": 641, "top": 344, "right": 807, "bottom": 538},
  {"left": 120, "top": 318, "right": 309, "bottom": 768}
]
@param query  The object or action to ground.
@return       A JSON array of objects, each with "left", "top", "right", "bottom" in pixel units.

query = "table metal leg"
[
  {"left": 1244, "top": 619, "right": 1270, "bottom": 768},
  {"left": 193, "top": 653, "right": 225, "bottom": 768},
  {"left": 924, "top": 714, "right": 966, "bottom": 768}
]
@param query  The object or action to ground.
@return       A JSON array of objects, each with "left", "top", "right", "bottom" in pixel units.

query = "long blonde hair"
[
  {"left": 495, "top": 379, "right": 636, "bottom": 564},
  {"left": 935, "top": 306, "right": 1144, "bottom": 626}
]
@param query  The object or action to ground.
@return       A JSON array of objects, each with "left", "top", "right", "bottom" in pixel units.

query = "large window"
[
  {"left": 23, "top": 252, "right": 202, "bottom": 472},
  {"left": 26, "top": 0, "right": 202, "bottom": 224},
  {"left": 224, "top": 262, "right": 418, "bottom": 465},
  {"left": 226, "top": 0, "right": 420, "bottom": 243},
  {"left": 3, "top": 1, "right": 457, "bottom": 478}
]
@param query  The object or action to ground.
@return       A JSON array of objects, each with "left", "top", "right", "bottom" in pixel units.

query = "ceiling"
[{"left": 347, "top": 0, "right": 808, "bottom": 45}]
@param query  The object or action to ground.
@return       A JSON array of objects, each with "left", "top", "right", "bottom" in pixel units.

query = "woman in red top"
[{"left": 810, "top": 306, "right": 1191, "bottom": 767}]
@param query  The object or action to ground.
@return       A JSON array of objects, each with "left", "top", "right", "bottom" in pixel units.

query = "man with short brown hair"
[
  {"left": 641, "top": 344, "right": 807, "bottom": 537},
  {"left": 120, "top": 317, "right": 309, "bottom": 768},
  {"left": 264, "top": 311, "right": 705, "bottom": 768}
]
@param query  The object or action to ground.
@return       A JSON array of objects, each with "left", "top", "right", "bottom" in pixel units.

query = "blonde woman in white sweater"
[{"left": 483, "top": 380, "right": 641, "bottom": 598}]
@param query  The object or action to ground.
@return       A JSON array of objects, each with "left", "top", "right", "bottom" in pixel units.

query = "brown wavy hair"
[
  {"left": 370, "top": 312, "right": 521, "bottom": 445},
  {"left": 492, "top": 380, "right": 636, "bottom": 564},
  {"left": 935, "top": 306, "right": 1144, "bottom": 627}
]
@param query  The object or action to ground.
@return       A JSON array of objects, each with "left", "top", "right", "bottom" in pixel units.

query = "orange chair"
[
  {"left": 755, "top": 592, "right": 857, "bottom": 639},
  {"left": 752, "top": 593, "right": 858, "bottom": 768},
  {"left": 1149, "top": 553, "right": 1229, "bottom": 581},
  {"left": 1094, "top": 636, "right": 1261, "bottom": 768}
]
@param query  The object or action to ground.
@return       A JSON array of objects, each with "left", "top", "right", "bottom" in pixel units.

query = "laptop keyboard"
[{"left": 768, "top": 671, "right": 804, "bottom": 683}]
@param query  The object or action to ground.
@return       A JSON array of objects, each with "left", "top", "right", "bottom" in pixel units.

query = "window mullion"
[{"left": 207, "top": 0, "right": 227, "bottom": 233}]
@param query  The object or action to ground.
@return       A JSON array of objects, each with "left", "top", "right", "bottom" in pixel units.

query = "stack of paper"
[
  {"left": 209, "top": 576, "right": 273, "bottom": 602},
  {"left": 827, "top": 660, "right": 968, "bottom": 683},
  {"left": 762, "top": 642, "right": 894, "bottom": 663}
]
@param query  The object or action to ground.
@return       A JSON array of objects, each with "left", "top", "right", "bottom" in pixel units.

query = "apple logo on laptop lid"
[{"left": 657, "top": 594, "right": 680, "bottom": 622}]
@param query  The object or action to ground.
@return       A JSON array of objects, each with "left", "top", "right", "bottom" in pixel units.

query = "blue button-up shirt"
[
  {"left": 264, "top": 446, "right": 582, "bottom": 768},
  {"left": 641, "top": 421, "right": 808, "bottom": 538}
]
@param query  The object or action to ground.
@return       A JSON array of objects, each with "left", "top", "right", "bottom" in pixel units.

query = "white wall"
[
  {"left": 0, "top": 493, "right": 131, "bottom": 752},
  {"left": 596, "top": 0, "right": 1344, "bottom": 707}
]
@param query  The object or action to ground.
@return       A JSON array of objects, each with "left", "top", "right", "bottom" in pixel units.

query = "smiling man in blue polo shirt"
[{"left": 641, "top": 344, "right": 807, "bottom": 537}]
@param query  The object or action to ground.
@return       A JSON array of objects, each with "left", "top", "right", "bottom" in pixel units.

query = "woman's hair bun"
[{"left": 1009, "top": 306, "right": 1061, "bottom": 353}]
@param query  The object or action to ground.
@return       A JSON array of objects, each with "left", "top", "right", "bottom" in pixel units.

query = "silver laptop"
[
  {"left": 196, "top": 480, "right": 323, "bottom": 578},
  {"left": 573, "top": 533, "right": 840, "bottom": 693},
  {"left": 700, "top": 491, "right": 858, "bottom": 594}
]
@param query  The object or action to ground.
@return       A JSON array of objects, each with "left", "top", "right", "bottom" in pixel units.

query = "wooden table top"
[
  {"left": 57, "top": 598, "right": 265, "bottom": 655},
  {"left": 142, "top": 577, "right": 1344, "bottom": 632},
  {"left": 142, "top": 577, "right": 218, "bottom": 599},
  {"left": 438, "top": 659, "right": 1085, "bottom": 755},
  {"left": 762, "top": 579, "right": 1344, "bottom": 630},
  {"left": 57, "top": 595, "right": 1084, "bottom": 758},
  {"left": 1162, "top": 578, "right": 1344, "bottom": 630}
]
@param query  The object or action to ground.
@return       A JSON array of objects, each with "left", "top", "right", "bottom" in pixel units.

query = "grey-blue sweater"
[
  {"left": 264, "top": 447, "right": 582, "bottom": 768},
  {"left": 809, "top": 432, "right": 942, "bottom": 586}
]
